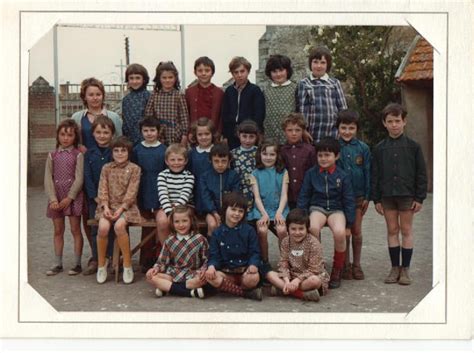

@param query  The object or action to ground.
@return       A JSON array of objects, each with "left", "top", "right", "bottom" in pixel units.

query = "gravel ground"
[{"left": 27, "top": 187, "right": 433, "bottom": 313}]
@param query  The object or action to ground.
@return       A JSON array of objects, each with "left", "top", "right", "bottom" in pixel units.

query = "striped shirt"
[
  {"left": 297, "top": 74, "right": 347, "bottom": 142},
  {"left": 157, "top": 169, "right": 194, "bottom": 215},
  {"left": 144, "top": 88, "right": 189, "bottom": 145},
  {"left": 155, "top": 232, "right": 208, "bottom": 283}
]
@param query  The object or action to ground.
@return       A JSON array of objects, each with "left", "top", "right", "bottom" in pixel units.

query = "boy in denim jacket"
[{"left": 297, "top": 137, "right": 355, "bottom": 289}]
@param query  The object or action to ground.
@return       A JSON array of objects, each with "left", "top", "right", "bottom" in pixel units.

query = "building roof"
[{"left": 395, "top": 35, "right": 433, "bottom": 84}]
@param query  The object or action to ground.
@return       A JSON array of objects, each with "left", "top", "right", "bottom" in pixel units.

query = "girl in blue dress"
[
  {"left": 187, "top": 117, "right": 219, "bottom": 215},
  {"left": 132, "top": 118, "right": 166, "bottom": 267},
  {"left": 248, "top": 139, "right": 289, "bottom": 265}
]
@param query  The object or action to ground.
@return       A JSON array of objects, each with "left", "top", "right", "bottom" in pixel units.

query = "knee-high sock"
[
  {"left": 219, "top": 278, "right": 245, "bottom": 297},
  {"left": 96, "top": 235, "right": 108, "bottom": 267},
  {"left": 352, "top": 235, "right": 363, "bottom": 266},
  {"left": 333, "top": 250, "right": 346, "bottom": 270},
  {"left": 401, "top": 247, "right": 413, "bottom": 268},
  {"left": 116, "top": 233, "right": 131, "bottom": 267},
  {"left": 388, "top": 246, "right": 401, "bottom": 267}
]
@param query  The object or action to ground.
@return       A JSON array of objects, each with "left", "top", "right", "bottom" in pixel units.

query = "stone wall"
[{"left": 28, "top": 77, "right": 56, "bottom": 186}]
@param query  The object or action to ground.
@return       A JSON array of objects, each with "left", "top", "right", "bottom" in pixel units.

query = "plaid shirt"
[
  {"left": 297, "top": 74, "right": 347, "bottom": 142},
  {"left": 155, "top": 233, "right": 208, "bottom": 282},
  {"left": 144, "top": 88, "right": 189, "bottom": 145}
]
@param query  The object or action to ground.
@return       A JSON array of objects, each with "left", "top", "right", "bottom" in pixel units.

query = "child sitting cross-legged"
[
  {"left": 297, "top": 137, "right": 355, "bottom": 289},
  {"left": 146, "top": 205, "right": 208, "bottom": 298},
  {"left": 266, "top": 208, "right": 330, "bottom": 301},
  {"left": 205, "top": 192, "right": 263, "bottom": 301}
]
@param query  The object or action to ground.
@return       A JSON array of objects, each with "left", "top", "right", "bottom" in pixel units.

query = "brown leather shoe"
[
  {"left": 329, "top": 266, "right": 343, "bottom": 289},
  {"left": 342, "top": 263, "right": 353, "bottom": 280},
  {"left": 384, "top": 266, "right": 401, "bottom": 284},
  {"left": 398, "top": 267, "right": 412, "bottom": 285},
  {"left": 352, "top": 264, "right": 365, "bottom": 280}
]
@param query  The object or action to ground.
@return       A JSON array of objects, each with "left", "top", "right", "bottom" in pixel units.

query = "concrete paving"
[{"left": 27, "top": 187, "right": 433, "bottom": 313}]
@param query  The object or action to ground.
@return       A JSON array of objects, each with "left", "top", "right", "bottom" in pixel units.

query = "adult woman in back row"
[
  {"left": 71, "top": 77, "right": 123, "bottom": 273},
  {"left": 72, "top": 77, "right": 122, "bottom": 152}
]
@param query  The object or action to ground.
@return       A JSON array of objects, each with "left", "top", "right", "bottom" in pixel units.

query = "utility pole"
[
  {"left": 125, "top": 36, "right": 130, "bottom": 66},
  {"left": 115, "top": 59, "right": 127, "bottom": 98}
]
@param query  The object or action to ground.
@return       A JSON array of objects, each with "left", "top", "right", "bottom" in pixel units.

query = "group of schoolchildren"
[{"left": 43, "top": 46, "right": 428, "bottom": 303}]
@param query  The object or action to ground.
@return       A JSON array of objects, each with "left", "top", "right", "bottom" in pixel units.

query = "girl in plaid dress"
[
  {"left": 146, "top": 205, "right": 208, "bottom": 298},
  {"left": 44, "top": 119, "right": 84, "bottom": 276},
  {"left": 144, "top": 61, "right": 189, "bottom": 146}
]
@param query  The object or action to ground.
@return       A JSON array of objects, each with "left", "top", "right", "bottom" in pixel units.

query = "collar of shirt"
[
  {"left": 158, "top": 88, "right": 176, "bottom": 95},
  {"left": 388, "top": 133, "right": 405, "bottom": 141},
  {"left": 310, "top": 73, "right": 330, "bottom": 82},
  {"left": 223, "top": 223, "right": 242, "bottom": 232},
  {"left": 196, "top": 145, "right": 213, "bottom": 153},
  {"left": 198, "top": 83, "right": 214, "bottom": 91},
  {"left": 86, "top": 108, "right": 107, "bottom": 116},
  {"left": 234, "top": 81, "right": 248, "bottom": 92},
  {"left": 239, "top": 145, "right": 257, "bottom": 152},
  {"left": 141, "top": 140, "right": 161, "bottom": 148},
  {"left": 176, "top": 233, "right": 191, "bottom": 241},
  {"left": 111, "top": 161, "right": 130, "bottom": 169},
  {"left": 340, "top": 138, "right": 358, "bottom": 146},
  {"left": 319, "top": 164, "right": 337, "bottom": 174},
  {"left": 58, "top": 145, "right": 74, "bottom": 152},
  {"left": 271, "top": 80, "right": 292, "bottom": 87},
  {"left": 285, "top": 141, "right": 304, "bottom": 149}
]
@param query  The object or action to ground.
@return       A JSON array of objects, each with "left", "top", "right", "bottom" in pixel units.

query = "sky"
[{"left": 28, "top": 25, "right": 266, "bottom": 88}]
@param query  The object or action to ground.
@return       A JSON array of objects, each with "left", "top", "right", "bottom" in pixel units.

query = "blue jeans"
[{"left": 88, "top": 200, "right": 115, "bottom": 260}]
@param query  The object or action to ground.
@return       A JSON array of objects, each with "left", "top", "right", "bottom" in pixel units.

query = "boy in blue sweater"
[
  {"left": 221, "top": 56, "right": 265, "bottom": 149},
  {"left": 336, "top": 110, "right": 371, "bottom": 281},
  {"left": 205, "top": 192, "right": 263, "bottom": 301},
  {"left": 83, "top": 115, "right": 116, "bottom": 275},
  {"left": 297, "top": 137, "right": 355, "bottom": 289},
  {"left": 198, "top": 143, "right": 241, "bottom": 236}
]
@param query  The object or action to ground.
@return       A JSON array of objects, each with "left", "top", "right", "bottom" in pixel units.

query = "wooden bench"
[{"left": 87, "top": 218, "right": 208, "bottom": 283}]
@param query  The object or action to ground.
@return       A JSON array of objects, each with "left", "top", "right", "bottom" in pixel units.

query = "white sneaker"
[
  {"left": 155, "top": 288, "right": 164, "bottom": 297},
  {"left": 96, "top": 259, "right": 108, "bottom": 284},
  {"left": 190, "top": 287, "right": 205, "bottom": 299},
  {"left": 96, "top": 266, "right": 108, "bottom": 284},
  {"left": 123, "top": 266, "right": 134, "bottom": 284}
]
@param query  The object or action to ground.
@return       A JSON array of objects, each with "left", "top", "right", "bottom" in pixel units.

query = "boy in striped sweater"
[{"left": 156, "top": 144, "right": 195, "bottom": 244}]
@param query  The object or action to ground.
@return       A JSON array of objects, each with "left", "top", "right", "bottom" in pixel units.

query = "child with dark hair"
[
  {"left": 297, "top": 46, "right": 347, "bottom": 143},
  {"left": 95, "top": 136, "right": 141, "bottom": 284},
  {"left": 266, "top": 208, "right": 329, "bottom": 301},
  {"left": 198, "top": 143, "right": 241, "bottom": 236},
  {"left": 336, "top": 110, "right": 371, "bottom": 280},
  {"left": 122, "top": 63, "right": 151, "bottom": 145},
  {"left": 205, "top": 192, "right": 263, "bottom": 301},
  {"left": 263, "top": 54, "right": 297, "bottom": 144},
  {"left": 82, "top": 115, "right": 116, "bottom": 275},
  {"left": 248, "top": 139, "right": 289, "bottom": 264},
  {"left": 221, "top": 56, "right": 265, "bottom": 149},
  {"left": 280, "top": 113, "right": 316, "bottom": 209},
  {"left": 297, "top": 137, "right": 355, "bottom": 289},
  {"left": 132, "top": 118, "right": 167, "bottom": 267},
  {"left": 44, "top": 119, "right": 84, "bottom": 276},
  {"left": 145, "top": 61, "right": 189, "bottom": 146},
  {"left": 371, "top": 103, "right": 427, "bottom": 286},
  {"left": 185, "top": 56, "right": 224, "bottom": 134},
  {"left": 230, "top": 120, "right": 260, "bottom": 210},
  {"left": 146, "top": 205, "right": 208, "bottom": 298}
]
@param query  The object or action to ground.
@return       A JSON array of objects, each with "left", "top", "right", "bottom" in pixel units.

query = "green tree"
[{"left": 307, "top": 26, "right": 414, "bottom": 146}]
